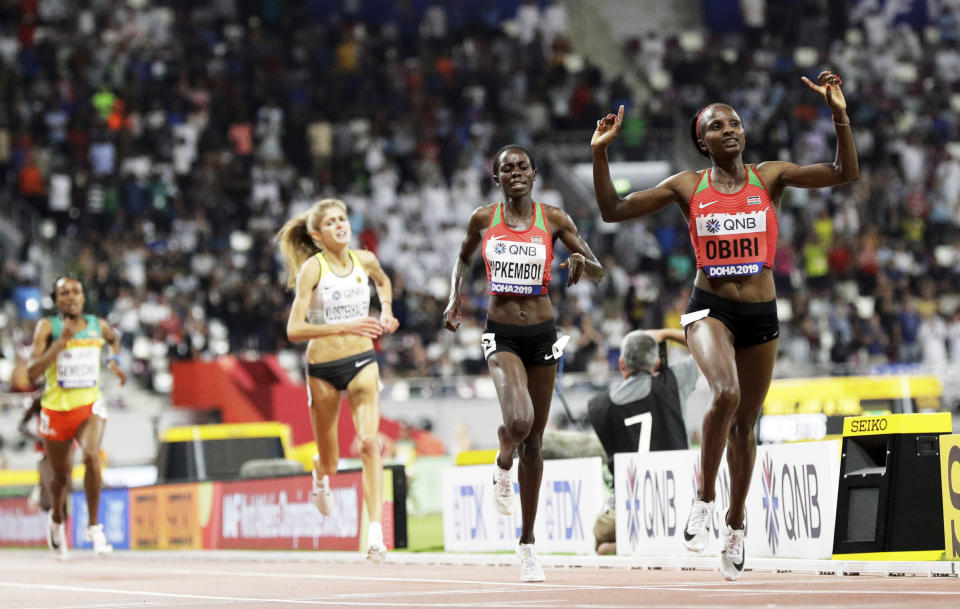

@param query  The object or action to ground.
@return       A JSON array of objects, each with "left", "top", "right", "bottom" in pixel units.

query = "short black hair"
[
  {"left": 492, "top": 145, "right": 537, "bottom": 176},
  {"left": 690, "top": 105, "right": 713, "bottom": 158}
]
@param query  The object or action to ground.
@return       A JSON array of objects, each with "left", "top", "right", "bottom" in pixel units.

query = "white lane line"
[
  {"left": 0, "top": 581, "right": 324, "bottom": 605},
  {"left": 3, "top": 598, "right": 926, "bottom": 609},
  {"left": 10, "top": 601, "right": 228, "bottom": 609},
  {"left": 2, "top": 576, "right": 958, "bottom": 609},
  {"left": 5, "top": 563, "right": 958, "bottom": 598},
  {"left": 0, "top": 563, "right": 897, "bottom": 593},
  {"left": 0, "top": 582, "right": 717, "bottom": 609},
  {"left": 306, "top": 586, "right": 580, "bottom": 600},
  {"left": 0, "top": 565, "right": 609, "bottom": 590}
]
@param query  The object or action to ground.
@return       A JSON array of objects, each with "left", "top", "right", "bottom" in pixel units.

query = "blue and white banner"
[
  {"left": 614, "top": 440, "right": 840, "bottom": 559},
  {"left": 71, "top": 488, "right": 131, "bottom": 550},
  {"left": 747, "top": 440, "right": 840, "bottom": 559},
  {"left": 442, "top": 457, "right": 604, "bottom": 554}
]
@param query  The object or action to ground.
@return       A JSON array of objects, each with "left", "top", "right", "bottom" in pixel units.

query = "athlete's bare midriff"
[
  {"left": 487, "top": 294, "right": 554, "bottom": 325},
  {"left": 694, "top": 267, "right": 776, "bottom": 302},
  {"left": 305, "top": 334, "right": 375, "bottom": 365}
]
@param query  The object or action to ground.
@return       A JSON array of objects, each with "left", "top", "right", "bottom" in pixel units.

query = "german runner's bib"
[
  {"left": 688, "top": 165, "right": 778, "bottom": 278},
  {"left": 307, "top": 250, "right": 371, "bottom": 324},
  {"left": 695, "top": 211, "right": 767, "bottom": 277},
  {"left": 481, "top": 201, "right": 553, "bottom": 296},
  {"left": 56, "top": 339, "right": 102, "bottom": 388}
]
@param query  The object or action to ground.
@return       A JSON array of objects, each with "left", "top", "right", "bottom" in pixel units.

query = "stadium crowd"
[{"left": 2, "top": 0, "right": 960, "bottom": 394}]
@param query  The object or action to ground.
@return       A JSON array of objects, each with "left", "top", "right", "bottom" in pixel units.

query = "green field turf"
[{"left": 403, "top": 512, "right": 444, "bottom": 552}]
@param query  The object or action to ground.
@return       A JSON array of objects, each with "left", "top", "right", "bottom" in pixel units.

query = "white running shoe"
[
  {"left": 516, "top": 543, "right": 545, "bottom": 582},
  {"left": 720, "top": 525, "right": 745, "bottom": 581},
  {"left": 47, "top": 512, "right": 68, "bottom": 560},
  {"left": 27, "top": 485, "right": 41, "bottom": 512},
  {"left": 492, "top": 452, "right": 515, "bottom": 515},
  {"left": 86, "top": 523, "right": 113, "bottom": 555},
  {"left": 312, "top": 455, "right": 334, "bottom": 516},
  {"left": 682, "top": 499, "right": 715, "bottom": 552},
  {"left": 366, "top": 542, "right": 387, "bottom": 563}
]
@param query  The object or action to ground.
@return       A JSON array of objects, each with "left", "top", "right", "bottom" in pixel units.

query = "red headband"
[{"left": 695, "top": 104, "right": 716, "bottom": 139}]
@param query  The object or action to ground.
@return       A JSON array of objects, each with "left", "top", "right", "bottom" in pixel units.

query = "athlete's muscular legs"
[
  {"left": 347, "top": 364, "right": 383, "bottom": 524},
  {"left": 307, "top": 377, "right": 342, "bottom": 478},
  {"left": 685, "top": 317, "right": 740, "bottom": 504},
  {"left": 75, "top": 414, "right": 107, "bottom": 527},
  {"left": 515, "top": 364, "right": 556, "bottom": 545},
  {"left": 487, "top": 352, "right": 533, "bottom": 472},
  {"left": 725, "top": 340, "right": 777, "bottom": 527},
  {"left": 43, "top": 438, "right": 73, "bottom": 525}
]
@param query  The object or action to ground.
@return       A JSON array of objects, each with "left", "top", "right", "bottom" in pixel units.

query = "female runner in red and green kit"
[
  {"left": 443, "top": 145, "right": 603, "bottom": 582},
  {"left": 590, "top": 71, "right": 858, "bottom": 580}
]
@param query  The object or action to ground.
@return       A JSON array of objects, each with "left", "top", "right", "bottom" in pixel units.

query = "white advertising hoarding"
[
  {"left": 615, "top": 440, "right": 840, "bottom": 559},
  {"left": 442, "top": 457, "right": 604, "bottom": 554}
]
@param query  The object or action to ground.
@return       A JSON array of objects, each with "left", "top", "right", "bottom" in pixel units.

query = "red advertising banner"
[
  {"left": 5, "top": 467, "right": 404, "bottom": 552},
  {"left": 212, "top": 473, "right": 363, "bottom": 550},
  {"left": 0, "top": 497, "right": 48, "bottom": 547}
]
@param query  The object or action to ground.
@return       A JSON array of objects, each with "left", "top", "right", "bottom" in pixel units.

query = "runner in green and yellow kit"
[{"left": 27, "top": 276, "right": 126, "bottom": 559}]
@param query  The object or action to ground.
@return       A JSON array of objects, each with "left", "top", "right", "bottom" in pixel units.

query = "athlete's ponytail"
[{"left": 275, "top": 199, "right": 348, "bottom": 288}]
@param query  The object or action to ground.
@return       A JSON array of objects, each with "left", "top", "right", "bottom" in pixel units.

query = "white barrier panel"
[
  {"left": 747, "top": 441, "right": 840, "bottom": 559},
  {"left": 614, "top": 449, "right": 726, "bottom": 557},
  {"left": 442, "top": 457, "right": 604, "bottom": 554},
  {"left": 615, "top": 440, "right": 840, "bottom": 559}
]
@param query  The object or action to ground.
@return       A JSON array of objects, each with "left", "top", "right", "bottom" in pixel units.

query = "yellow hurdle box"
[
  {"left": 455, "top": 449, "right": 498, "bottom": 466},
  {"left": 833, "top": 412, "right": 952, "bottom": 561},
  {"left": 939, "top": 434, "right": 960, "bottom": 560},
  {"left": 842, "top": 412, "right": 952, "bottom": 437}
]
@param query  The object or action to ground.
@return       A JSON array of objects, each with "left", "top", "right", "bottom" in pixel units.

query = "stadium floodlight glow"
[
  {"left": 613, "top": 178, "right": 631, "bottom": 196},
  {"left": 573, "top": 161, "right": 671, "bottom": 195}
]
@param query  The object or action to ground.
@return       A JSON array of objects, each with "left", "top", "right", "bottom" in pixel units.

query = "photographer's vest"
[{"left": 587, "top": 368, "right": 687, "bottom": 475}]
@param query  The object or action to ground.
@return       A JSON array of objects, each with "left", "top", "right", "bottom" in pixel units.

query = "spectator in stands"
[
  {"left": 3, "top": 0, "right": 960, "bottom": 401},
  {"left": 275, "top": 198, "right": 399, "bottom": 563},
  {"left": 590, "top": 71, "right": 858, "bottom": 579},
  {"left": 588, "top": 327, "right": 698, "bottom": 555},
  {"left": 26, "top": 276, "right": 125, "bottom": 558},
  {"left": 442, "top": 145, "right": 604, "bottom": 582}
]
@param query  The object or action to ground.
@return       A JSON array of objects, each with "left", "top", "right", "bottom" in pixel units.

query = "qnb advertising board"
[
  {"left": 441, "top": 457, "right": 604, "bottom": 554},
  {"left": 615, "top": 440, "right": 840, "bottom": 559}
]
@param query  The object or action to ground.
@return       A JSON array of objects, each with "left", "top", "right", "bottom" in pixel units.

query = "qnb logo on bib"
[
  {"left": 329, "top": 286, "right": 368, "bottom": 302},
  {"left": 697, "top": 211, "right": 767, "bottom": 277},
  {"left": 485, "top": 240, "right": 546, "bottom": 295},
  {"left": 321, "top": 284, "right": 369, "bottom": 323},
  {"left": 696, "top": 211, "right": 766, "bottom": 236}
]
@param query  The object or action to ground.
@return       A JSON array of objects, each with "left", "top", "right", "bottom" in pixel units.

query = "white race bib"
[
  {"left": 321, "top": 283, "right": 370, "bottom": 323},
  {"left": 56, "top": 347, "right": 100, "bottom": 389},
  {"left": 485, "top": 240, "right": 547, "bottom": 295}
]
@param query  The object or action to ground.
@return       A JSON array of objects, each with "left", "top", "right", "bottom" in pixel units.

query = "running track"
[{"left": 1, "top": 550, "right": 958, "bottom": 609}]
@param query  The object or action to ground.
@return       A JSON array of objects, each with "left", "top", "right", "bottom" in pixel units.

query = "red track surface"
[{"left": 1, "top": 550, "right": 958, "bottom": 609}]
